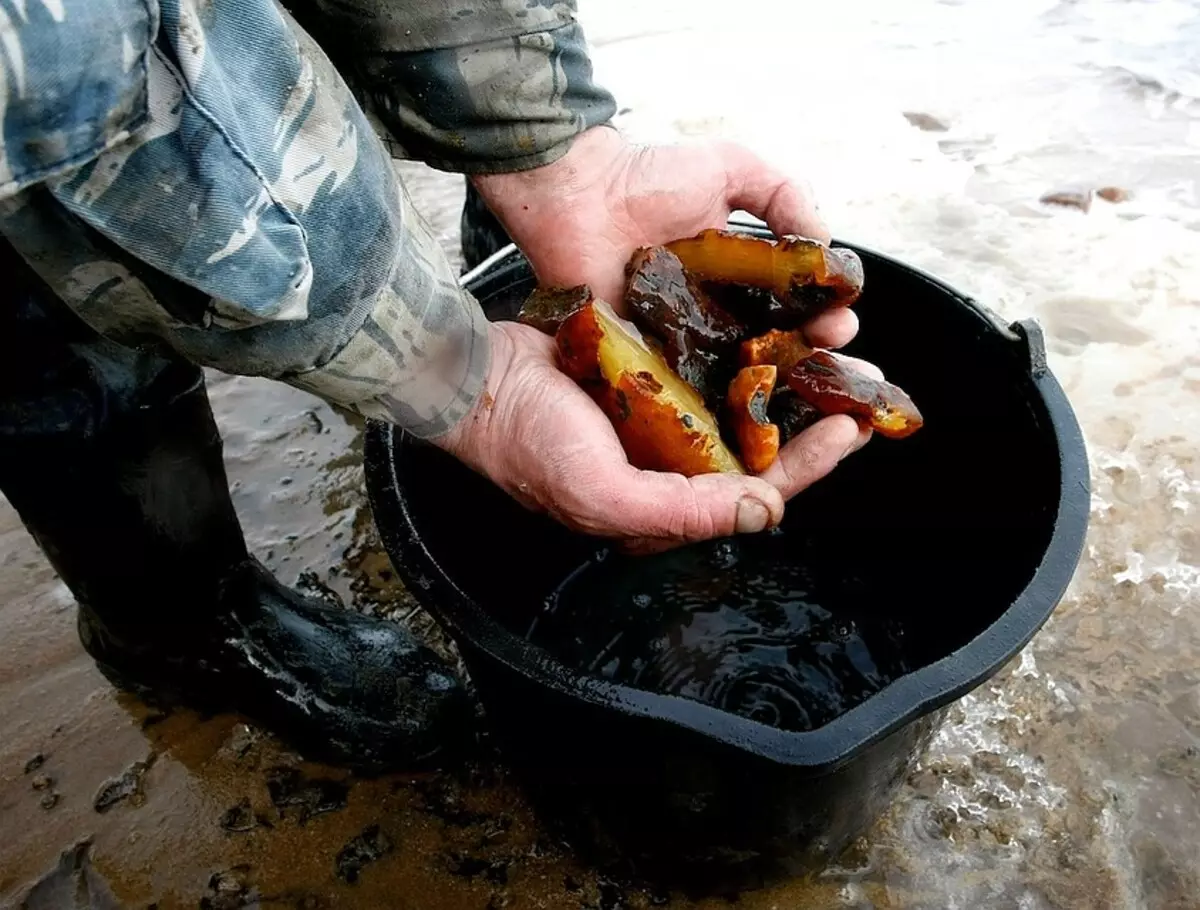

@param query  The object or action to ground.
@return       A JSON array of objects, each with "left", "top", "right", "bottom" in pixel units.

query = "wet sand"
[{"left": 3, "top": 2, "right": 1200, "bottom": 907}]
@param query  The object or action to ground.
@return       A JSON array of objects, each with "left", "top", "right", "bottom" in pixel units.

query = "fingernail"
[{"left": 735, "top": 496, "right": 771, "bottom": 534}]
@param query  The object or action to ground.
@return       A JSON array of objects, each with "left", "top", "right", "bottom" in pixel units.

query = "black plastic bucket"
[{"left": 363, "top": 222, "right": 1089, "bottom": 880}]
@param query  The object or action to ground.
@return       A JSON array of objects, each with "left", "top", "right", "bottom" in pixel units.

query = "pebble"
[
  {"left": 93, "top": 755, "right": 156, "bottom": 813},
  {"left": 1039, "top": 186, "right": 1133, "bottom": 211},
  {"left": 1040, "top": 188, "right": 1092, "bottom": 212},
  {"left": 903, "top": 111, "right": 950, "bottom": 132},
  {"left": 224, "top": 724, "right": 259, "bottom": 760},
  {"left": 219, "top": 798, "right": 257, "bottom": 833},
  {"left": 335, "top": 825, "right": 394, "bottom": 884},
  {"left": 31, "top": 774, "right": 53, "bottom": 791}
]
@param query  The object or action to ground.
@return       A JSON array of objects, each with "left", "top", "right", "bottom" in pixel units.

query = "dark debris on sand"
[
  {"left": 199, "top": 866, "right": 258, "bottom": 910},
  {"left": 264, "top": 766, "right": 348, "bottom": 825},
  {"left": 334, "top": 824, "right": 394, "bottom": 884},
  {"left": 412, "top": 776, "right": 491, "bottom": 828},
  {"left": 219, "top": 797, "right": 271, "bottom": 834},
  {"left": 903, "top": 111, "right": 949, "bottom": 132},
  {"left": 444, "top": 851, "right": 510, "bottom": 886},
  {"left": 93, "top": 753, "right": 157, "bottom": 813}
]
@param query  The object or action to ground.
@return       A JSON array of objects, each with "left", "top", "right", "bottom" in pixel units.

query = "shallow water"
[{"left": 2, "top": 0, "right": 1199, "bottom": 907}]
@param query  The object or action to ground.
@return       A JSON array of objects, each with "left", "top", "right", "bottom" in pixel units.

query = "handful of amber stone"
[{"left": 517, "top": 230, "right": 923, "bottom": 477}]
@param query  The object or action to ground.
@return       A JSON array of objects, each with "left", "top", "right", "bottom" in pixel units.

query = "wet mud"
[{"left": 4, "top": 2, "right": 1200, "bottom": 907}]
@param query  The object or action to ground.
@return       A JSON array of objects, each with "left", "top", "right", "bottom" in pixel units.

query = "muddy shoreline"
[{"left": 4, "top": 1, "right": 1200, "bottom": 902}]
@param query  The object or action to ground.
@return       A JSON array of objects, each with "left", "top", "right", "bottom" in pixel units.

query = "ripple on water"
[{"left": 527, "top": 534, "right": 918, "bottom": 733}]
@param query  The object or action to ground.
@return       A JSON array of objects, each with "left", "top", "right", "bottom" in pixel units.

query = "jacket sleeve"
[
  {"left": 0, "top": 0, "right": 489, "bottom": 440},
  {"left": 283, "top": 0, "right": 619, "bottom": 174}
]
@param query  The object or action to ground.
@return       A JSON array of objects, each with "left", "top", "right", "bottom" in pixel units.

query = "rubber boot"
[
  {"left": 460, "top": 180, "right": 515, "bottom": 273},
  {"left": 0, "top": 243, "right": 472, "bottom": 773}
]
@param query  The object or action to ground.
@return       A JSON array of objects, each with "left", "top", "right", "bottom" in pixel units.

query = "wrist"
[
  {"left": 470, "top": 125, "right": 627, "bottom": 229},
  {"left": 428, "top": 320, "right": 513, "bottom": 465}
]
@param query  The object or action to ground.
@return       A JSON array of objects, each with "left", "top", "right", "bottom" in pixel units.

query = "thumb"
[
  {"left": 586, "top": 466, "right": 785, "bottom": 544},
  {"left": 717, "top": 141, "right": 831, "bottom": 243}
]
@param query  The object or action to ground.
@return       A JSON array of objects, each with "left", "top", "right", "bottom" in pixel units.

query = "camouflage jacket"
[{"left": 0, "top": 0, "right": 615, "bottom": 438}]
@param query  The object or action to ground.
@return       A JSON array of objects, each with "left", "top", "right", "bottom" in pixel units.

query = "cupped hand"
[
  {"left": 472, "top": 125, "right": 857, "bottom": 350},
  {"left": 431, "top": 321, "right": 871, "bottom": 553},
  {"left": 450, "top": 126, "right": 880, "bottom": 548}
]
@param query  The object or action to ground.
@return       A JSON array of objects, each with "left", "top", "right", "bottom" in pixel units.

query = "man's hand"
[
  {"left": 431, "top": 320, "right": 866, "bottom": 553},
  {"left": 471, "top": 126, "right": 857, "bottom": 350},
  {"left": 444, "top": 125, "right": 876, "bottom": 550}
]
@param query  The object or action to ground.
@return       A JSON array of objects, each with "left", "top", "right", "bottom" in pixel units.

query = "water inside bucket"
[{"left": 526, "top": 529, "right": 927, "bottom": 732}]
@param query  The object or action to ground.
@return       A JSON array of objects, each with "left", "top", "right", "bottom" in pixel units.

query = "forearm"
[
  {"left": 0, "top": 0, "right": 490, "bottom": 439},
  {"left": 284, "top": 0, "right": 618, "bottom": 174},
  {"left": 0, "top": 181, "right": 489, "bottom": 439}
]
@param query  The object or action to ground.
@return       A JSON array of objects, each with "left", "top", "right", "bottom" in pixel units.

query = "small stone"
[
  {"left": 903, "top": 111, "right": 950, "bottom": 132},
  {"left": 224, "top": 724, "right": 258, "bottom": 760},
  {"left": 265, "top": 767, "right": 348, "bottom": 825},
  {"left": 200, "top": 867, "right": 256, "bottom": 910},
  {"left": 24, "top": 753, "right": 45, "bottom": 774},
  {"left": 31, "top": 774, "right": 53, "bottom": 791},
  {"left": 444, "top": 851, "right": 511, "bottom": 886},
  {"left": 220, "top": 798, "right": 257, "bottom": 833},
  {"left": 1039, "top": 188, "right": 1092, "bottom": 212},
  {"left": 1097, "top": 186, "right": 1132, "bottom": 203},
  {"left": 93, "top": 755, "right": 156, "bottom": 813},
  {"left": 40, "top": 792, "right": 60, "bottom": 810},
  {"left": 335, "top": 825, "right": 394, "bottom": 884}
]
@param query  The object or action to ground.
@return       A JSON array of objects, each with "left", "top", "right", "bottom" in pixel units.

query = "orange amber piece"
[
  {"left": 518, "top": 285, "right": 593, "bottom": 336},
  {"left": 665, "top": 229, "right": 864, "bottom": 322},
  {"left": 726, "top": 365, "right": 781, "bottom": 474},
  {"left": 556, "top": 299, "right": 744, "bottom": 476},
  {"left": 740, "top": 328, "right": 814, "bottom": 374},
  {"left": 786, "top": 351, "right": 923, "bottom": 439}
]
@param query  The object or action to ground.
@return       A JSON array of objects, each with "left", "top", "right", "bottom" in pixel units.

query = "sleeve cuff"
[
  {"left": 353, "top": 21, "right": 618, "bottom": 176},
  {"left": 285, "top": 215, "right": 493, "bottom": 440}
]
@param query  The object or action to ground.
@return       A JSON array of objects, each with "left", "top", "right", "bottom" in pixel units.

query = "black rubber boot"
[
  {"left": 460, "top": 180, "right": 515, "bottom": 273},
  {"left": 0, "top": 243, "right": 471, "bottom": 773}
]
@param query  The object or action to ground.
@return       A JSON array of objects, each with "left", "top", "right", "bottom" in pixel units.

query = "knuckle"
[{"left": 669, "top": 487, "right": 715, "bottom": 541}]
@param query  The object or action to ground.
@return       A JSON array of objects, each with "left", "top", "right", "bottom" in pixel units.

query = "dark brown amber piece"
[
  {"left": 665, "top": 229, "right": 865, "bottom": 323},
  {"left": 556, "top": 299, "right": 744, "bottom": 476},
  {"left": 786, "top": 351, "right": 923, "bottom": 439},
  {"left": 769, "top": 391, "right": 822, "bottom": 445},
  {"left": 701, "top": 283, "right": 794, "bottom": 336},
  {"left": 626, "top": 247, "right": 744, "bottom": 348},
  {"left": 740, "top": 328, "right": 814, "bottom": 374},
  {"left": 625, "top": 246, "right": 744, "bottom": 403},
  {"left": 726, "top": 365, "right": 781, "bottom": 474},
  {"left": 518, "top": 285, "right": 593, "bottom": 336}
]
